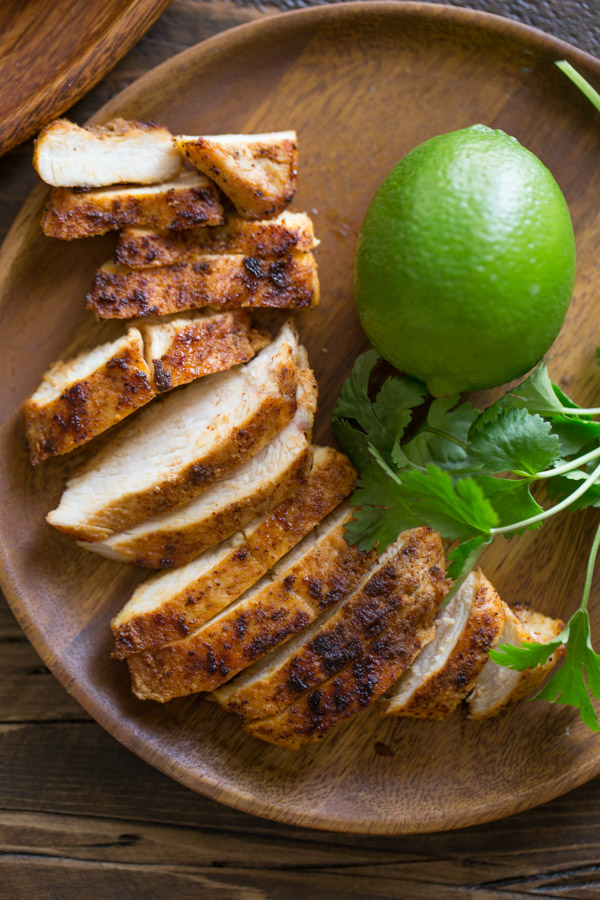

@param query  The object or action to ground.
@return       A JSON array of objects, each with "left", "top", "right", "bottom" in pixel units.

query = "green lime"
[{"left": 354, "top": 125, "right": 576, "bottom": 397}]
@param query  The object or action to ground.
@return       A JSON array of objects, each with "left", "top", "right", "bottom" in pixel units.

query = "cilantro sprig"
[{"left": 333, "top": 352, "right": 600, "bottom": 729}]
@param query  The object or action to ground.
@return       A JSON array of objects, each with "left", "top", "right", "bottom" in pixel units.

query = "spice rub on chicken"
[
  {"left": 47, "top": 322, "right": 302, "bottom": 541},
  {"left": 126, "top": 504, "right": 374, "bottom": 701},
  {"left": 244, "top": 528, "right": 446, "bottom": 748},
  {"left": 467, "top": 602, "right": 564, "bottom": 719},
  {"left": 215, "top": 529, "right": 439, "bottom": 724},
  {"left": 111, "top": 446, "right": 356, "bottom": 657},
  {"left": 115, "top": 212, "right": 318, "bottom": 268},
  {"left": 86, "top": 252, "right": 320, "bottom": 319},
  {"left": 138, "top": 310, "right": 269, "bottom": 394},
  {"left": 25, "top": 311, "right": 269, "bottom": 464},
  {"left": 174, "top": 131, "right": 297, "bottom": 219},
  {"left": 79, "top": 367, "right": 317, "bottom": 567},
  {"left": 25, "top": 329, "right": 154, "bottom": 465},
  {"left": 42, "top": 171, "right": 224, "bottom": 240},
  {"left": 381, "top": 569, "right": 505, "bottom": 719},
  {"left": 34, "top": 118, "right": 182, "bottom": 188}
]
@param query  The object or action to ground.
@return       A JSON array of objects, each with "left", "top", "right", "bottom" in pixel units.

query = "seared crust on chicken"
[
  {"left": 381, "top": 569, "right": 505, "bottom": 719},
  {"left": 26, "top": 311, "right": 269, "bottom": 464},
  {"left": 139, "top": 310, "right": 269, "bottom": 393},
  {"left": 86, "top": 252, "right": 320, "bottom": 319},
  {"left": 25, "top": 329, "right": 154, "bottom": 465},
  {"left": 42, "top": 171, "right": 224, "bottom": 240},
  {"left": 79, "top": 367, "right": 317, "bottom": 566},
  {"left": 213, "top": 534, "right": 426, "bottom": 724},
  {"left": 115, "top": 212, "right": 318, "bottom": 268},
  {"left": 467, "top": 602, "right": 564, "bottom": 719},
  {"left": 244, "top": 528, "right": 446, "bottom": 747},
  {"left": 174, "top": 131, "right": 297, "bottom": 219},
  {"left": 111, "top": 446, "right": 356, "bottom": 657},
  {"left": 47, "top": 323, "right": 301, "bottom": 541},
  {"left": 34, "top": 118, "right": 182, "bottom": 187},
  {"left": 127, "top": 505, "right": 374, "bottom": 701},
  {"left": 242, "top": 446, "right": 356, "bottom": 572}
]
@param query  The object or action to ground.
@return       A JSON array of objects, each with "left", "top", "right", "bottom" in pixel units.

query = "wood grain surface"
[
  {"left": 0, "top": 0, "right": 172, "bottom": 156},
  {"left": 2, "top": 0, "right": 600, "bottom": 893}
]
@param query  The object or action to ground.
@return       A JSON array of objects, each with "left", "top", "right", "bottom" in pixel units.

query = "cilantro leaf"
[
  {"left": 345, "top": 460, "right": 420, "bottom": 551},
  {"left": 547, "top": 469, "right": 600, "bottom": 511},
  {"left": 389, "top": 465, "right": 498, "bottom": 541},
  {"left": 332, "top": 350, "right": 426, "bottom": 467},
  {"left": 508, "top": 362, "right": 566, "bottom": 416},
  {"left": 535, "top": 609, "right": 600, "bottom": 731},
  {"left": 549, "top": 415, "right": 600, "bottom": 456},
  {"left": 447, "top": 536, "right": 492, "bottom": 580},
  {"left": 403, "top": 397, "right": 479, "bottom": 472},
  {"left": 331, "top": 418, "right": 371, "bottom": 471},
  {"left": 490, "top": 638, "right": 561, "bottom": 671},
  {"left": 470, "top": 408, "right": 561, "bottom": 475},
  {"left": 473, "top": 474, "right": 543, "bottom": 532},
  {"left": 333, "top": 349, "right": 380, "bottom": 429},
  {"left": 469, "top": 394, "right": 515, "bottom": 436}
]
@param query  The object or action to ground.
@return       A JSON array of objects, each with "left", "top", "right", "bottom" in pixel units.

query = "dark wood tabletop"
[{"left": 3, "top": 1, "right": 600, "bottom": 896}]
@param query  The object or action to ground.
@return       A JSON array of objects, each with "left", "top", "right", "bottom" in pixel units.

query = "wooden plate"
[
  {"left": 0, "top": 0, "right": 171, "bottom": 156},
  {"left": 2, "top": 2, "right": 600, "bottom": 834}
]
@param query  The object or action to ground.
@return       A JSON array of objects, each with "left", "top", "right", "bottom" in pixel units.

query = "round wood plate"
[
  {"left": 0, "top": 0, "right": 172, "bottom": 156},
  {"left": 2, "top": 2, "right": 600, "bottom": 834}
]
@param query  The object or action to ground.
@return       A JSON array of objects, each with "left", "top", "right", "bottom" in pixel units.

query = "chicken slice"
[
  {"left": 467, "top": 602, "right": 564, "bottom": 719},
  {"left": 244, "top": 528, "right": 447, "bottom": 747},
  {"left": 79, "top": 367, "right": 317, "bottom": 567},
  {"left": 115, "top": 212, "right": 318, "bottom": 268},
  {"left": 86, "top": 252, "right": 320, "bottom": 319},
  {"left": 381, "top": 569, "right": 505, "bottom": 719},
  {"left": 111, "top": 446, "right": 356, "bottom": 657},
  {"left": 213, "top": 530, "right": 424, "bottom": 723},
  {"left": 25, "top": 311, "right": 268, "bottom": 464},
  {"left": 47, "top": 322, "right": 301, "bottom": 541},
  {"left": 41, "top": 171, "right": 223, "bottom": 240},
  {"left": 34, "top": 118, "right": 182, "bottom": 187},
  {"left": 126, "top": 504, "right": 374, "bottom": 701},
  {"left": 25, "top": 329, "right": 154, "bottom": 465},
  {"left": 174, "top": 131, "right": 297, "bottom": 219},
  {"left": 138, "top": 310, "right": 269, "bottom": 393}
]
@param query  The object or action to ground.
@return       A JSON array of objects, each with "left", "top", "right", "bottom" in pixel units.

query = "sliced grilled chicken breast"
[
  {"left": 127, "top": 504, "right": 374, "bottom": 701},
  {"left": 111, "top": 446, "right": 356, "bottom": 657},
  {"left": 26, "top": 311, "right": 268, "bottom": 464},
  {"left": 42, "top": 171, "right": 223, "bottom": 240},
  {"left": 467, "top": 602, "right": 564, "bottom": 719},
  {"left": 174, "top": 131, "right": 297, "bottom": 219},
  {"left": 86, "top": 252, "right": 320, "bottom": 319},
  {"left": 381, "top": 569, "right": 505, "bottom": 719},
  {"left": 138, "top": 310, "right": 269, "bottom": 393},
  {"left": 47, "top": 323, "right": 301, "bottom": 541},
  {"left": 213, "top": 532, "right": 418, "bottom": 723},
  {"left": 115, "top": 212, "right": 318, "bottom": 268},
  {"left": 25, "top": 329, "right": 154, "bottom": 465},
  {"left": 244, "top": 528, "right": 446, "bottom": 748},
  {"left": 80, "top": 367, "right": 317, "bottom": 566},
  {"left": 34, "top": 118, "right": 182, "bottom": 187}
]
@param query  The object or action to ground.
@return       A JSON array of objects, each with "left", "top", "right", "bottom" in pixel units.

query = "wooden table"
[{"left": 2, "top": 1, "right": 600, "bottom": 895}]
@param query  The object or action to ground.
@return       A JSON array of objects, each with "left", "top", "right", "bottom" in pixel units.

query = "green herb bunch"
[{"left": 333, "top": 351, "right": 600, "bottom": 729}]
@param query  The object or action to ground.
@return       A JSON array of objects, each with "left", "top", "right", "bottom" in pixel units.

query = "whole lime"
[{"left": 354, "top": 125, "right": 576, "bottom": 397}]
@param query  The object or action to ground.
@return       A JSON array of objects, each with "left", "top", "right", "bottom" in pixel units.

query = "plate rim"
[{"left": 3, "top": 0, "right": 600, "bottom": 834}]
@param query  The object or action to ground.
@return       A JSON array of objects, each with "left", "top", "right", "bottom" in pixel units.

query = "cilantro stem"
[
  {"left": 491, "top": 460, "right": 600, "bottom": 534},
  {"left": 423, "top": 426, "right": 470, "bottom": 451},
  {"left": 581, "top": 521, "right": 600, "bottom": 611},
  {"left": 537, "top": 446, "right": 600, "bottom": 479},
  {"left": 556, "top": 60, "right": 600, "bottom": 114}
]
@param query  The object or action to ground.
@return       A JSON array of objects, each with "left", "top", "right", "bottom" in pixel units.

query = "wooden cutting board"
[
  {"left": 0, "top": 0, "right": 171, "bottom": 156},
  {"left": 2, "top": 2, "right": 600, "bottom": 834}
]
